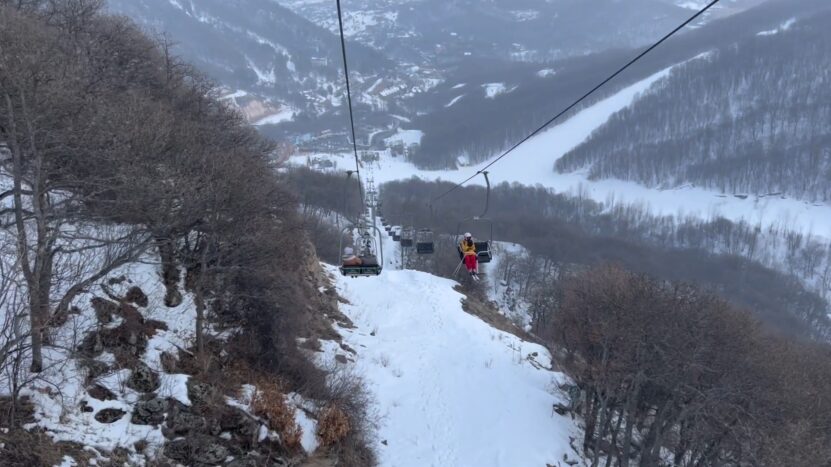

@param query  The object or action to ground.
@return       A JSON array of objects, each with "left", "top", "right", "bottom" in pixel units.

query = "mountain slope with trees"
[
  {"left": 0, "top": 1, "right": 373, "bottom": 464},
  {"left": 410, "top": 0, "right": 831, "bottom": 168},
  {"left": 556, "top": 11, "right": 831, "bottom": 202}
]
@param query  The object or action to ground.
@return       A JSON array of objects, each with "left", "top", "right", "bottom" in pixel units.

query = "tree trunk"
[{"left": 194, "top": 243, "right": 208, "bottom": 369}]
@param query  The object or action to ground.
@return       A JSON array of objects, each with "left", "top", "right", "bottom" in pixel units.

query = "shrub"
[{"left": 251, "top": 381, "right": 303, "bottom": 452}]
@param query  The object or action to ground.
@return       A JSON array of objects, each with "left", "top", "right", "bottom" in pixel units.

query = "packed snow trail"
[{"left": 323, "top": 265, "right": 580, "bottom": 467}]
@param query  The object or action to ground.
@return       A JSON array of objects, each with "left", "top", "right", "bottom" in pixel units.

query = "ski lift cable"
[
  {"left": 430, "top": 0, "right": 721, "bottom": 204},
  {"left": 336, "top": 0, "right": 366, "bottom": 214}
]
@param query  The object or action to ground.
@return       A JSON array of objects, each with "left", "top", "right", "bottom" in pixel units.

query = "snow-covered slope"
[{"left": 322, "top": 263, "right": 581, "bottom": 466}]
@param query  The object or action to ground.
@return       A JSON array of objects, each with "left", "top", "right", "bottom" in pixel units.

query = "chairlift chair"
[
  {"left": 338, "top": 227, "right": 383, "bottom": 278},
  {"left": 392, "top": 226, "right": 401, "bottom": 242},
  {"left": 454, "top": 171, "right": 494, "bottom": 264},
  {"left": 456, "top": 219, "right": 494, "bottom": 264},
  {"left": 400, "top": 226, "right": 415, "bottom": 248},
  {"left": 416, "top": 229, "right": 435, "bottom": 255}
]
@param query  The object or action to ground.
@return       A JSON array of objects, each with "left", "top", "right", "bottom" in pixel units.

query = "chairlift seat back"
[
  {"left": 340, "top": 265, "right": 383, "bottom": 277},
  {"left": 475, "top": 241, "right": 493, "bottom": 263},
  {"left": 416, "top": 242, "right": 434, "bottom": 254}
]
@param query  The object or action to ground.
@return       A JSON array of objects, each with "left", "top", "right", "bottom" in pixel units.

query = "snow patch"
[
  {"left": 385, "top": 129, "right": 424, "bottom": 147},
  {"left": 757, "top": 17, "right": 797, "bottom": 36},
  {"left": 254, "top": 107, "right": 296, "bottom": 126},
  {"left": 482, "top": 82, "right": 508, "bottom": 99},
  {"left": 445, "top": 95, "right": 465, "bottom": 108}
]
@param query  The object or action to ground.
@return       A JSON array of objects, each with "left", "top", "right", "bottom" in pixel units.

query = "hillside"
[
  {"left": 0, "top": 3, "right": 373, "bottom": 465},
  {"left": 409, "top": 0, "right": 831, "bottom": 168},
  {"left": 106, "top": 0, "right": 394, "bottom": 118},
  {"left": 556, "top": 11, "right": 831, "bottom": 202},
  {"left": 277, "top": 0, "right": 692, "bottom": 63}
]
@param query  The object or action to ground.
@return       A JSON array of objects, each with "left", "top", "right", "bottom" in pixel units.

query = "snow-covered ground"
[
  {"left": 445, "top": 95, "right": 466, "bottom": 108},
  {"left": 15, "top": 261, "right": 195, "bottom": 465},
  {"left": 482, "top": 83, "right": 509, "bottom": 99},
  {"left": 254, "top": 107, "right": 296, "bottom": 125},
  {"left": 757, "top": 17, "right": 797, "bottom": 36},
  {"left": 384, "top": 129, "right": 424, "bottom": 147},
  {"left": 322, "top": 260, "right": 581, "bottom": 466}
]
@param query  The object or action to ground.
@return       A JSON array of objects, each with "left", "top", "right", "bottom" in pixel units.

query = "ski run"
[{"left": 322, "top": 263, "right": 581, "bottom": 467}]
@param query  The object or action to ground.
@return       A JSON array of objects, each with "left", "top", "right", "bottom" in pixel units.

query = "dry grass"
[
  {"left": 251, "top": 380, "right": 304, "bottom": 452},
  {"left": 316, "top": 404, "right": 350, "bottom": 447}
]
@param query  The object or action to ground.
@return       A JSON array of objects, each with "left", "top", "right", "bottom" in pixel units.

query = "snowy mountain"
[
  {"left": 556, "top": 10, "right": 831, "bottom": 202},
  {"left": 106, "top": 0, "right": 396, "bottom": 119},
  {"left": 278, "top": 0, "right": 700, "bottom": 64},
  {"left": 407, "top": 0, "right": 829, "bottom": 168}
]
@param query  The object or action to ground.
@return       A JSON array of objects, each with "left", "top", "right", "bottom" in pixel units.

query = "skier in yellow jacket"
[{"left": 459, "top": 232, "right": 478, "bottom": 277}]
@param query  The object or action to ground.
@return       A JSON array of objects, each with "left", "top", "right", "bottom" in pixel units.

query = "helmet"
[
  {"left": 344, "top": 247, "right": 354, "bottom": 255},
  {"left": 464, "top": 232, "right": 472, "bottom": 238}
]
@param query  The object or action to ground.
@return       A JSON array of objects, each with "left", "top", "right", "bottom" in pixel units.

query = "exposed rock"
[
  {"left": 80, "top": 400, "right": 94, "bottom": 413},
  {"left": 88, "top": 384, "right": 116, "bottom": 401},
  {"left": 131, "top": 397, "right": 167, "bottom": 426},
  {"left": 125, "top": 286, "right": 149, "bottom": 307},
  {"left": 108, "top": 275, "right": 127, "bottom": 285},
  {"left": 225, "top": 458, "right": 259, "bottom": 467},
  {"left": 163, "top": 435, "right": 229, "bottom": 466},
  {"left": 95, "top": 408, "right": 126, "bottom": 423},
  {"left": 82, "top": 359, "right": 111, "bottom": 381},
  {"left": 91, "top": 297, "right": 120, "bottom": 324},
  {"left": 188, "top": 380, "right": 218, "bottom": 407},
  {"left": 166, "top": 404, "right": 207, "bottom": 435},
  {"left": 127, "top": 363, "right": 160, "bottom": 393},
  {"left": 165, "top": 288, "right": 183, "bottom": 308},
  {"left": 78, "top": 332, "right": 104, "bottom": 358},
  {"left": 193, "top": 441, "right": 229, "bottom": 465},
  {"left": 553, "top": 403, "right": 570, "bottom": 416},
  {"left": 163, "top": 438, "right": 191, "bottom": 462}
]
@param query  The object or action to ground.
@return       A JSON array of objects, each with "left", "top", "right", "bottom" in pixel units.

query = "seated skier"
[
  {"left": 459, "top": 232, "right": 479, "bottom": 277},
  {"left": 342, "top": 247, "right": 363, "bottom": 266}
]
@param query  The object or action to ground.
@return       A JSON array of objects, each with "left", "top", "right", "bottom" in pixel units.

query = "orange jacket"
[{"left": 460, "top": 239, "right": 477, "bottom": 256}]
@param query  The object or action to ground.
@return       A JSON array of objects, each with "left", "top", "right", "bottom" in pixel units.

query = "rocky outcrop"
[
  {"left": 94, "top": 408, "right": 126, "bottom": 424},
  {"left": 131, "top": 397, "right": 167, "bottom": 426},
  {"left": 127, "top": 363, "right": 160, "bottom": 393}
]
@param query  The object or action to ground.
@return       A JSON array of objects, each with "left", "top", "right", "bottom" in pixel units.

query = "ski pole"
[{"left": 452, "top": 258, "right": 465, "bottom": 277}]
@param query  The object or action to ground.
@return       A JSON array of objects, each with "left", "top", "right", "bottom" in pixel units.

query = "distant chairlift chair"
[
  {"left": 416, "top": 229, "right": 435, "bottom": 255},
  {"left": 400, "top": 226, "right": 415, "bottom": 248}
]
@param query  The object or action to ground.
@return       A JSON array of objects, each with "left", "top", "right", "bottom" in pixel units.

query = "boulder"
[
  {"left": 132, "top": 397, "right": 167, "bottom": 426},
  {"left": 225, "top": 458, "right": 259, "bottom": 467},
  {"left": 163, "top": 436, "right": 229, "bottom": 466},
  {"left": 91, "top": 297, "right": 120, "bottom": 324},
  {"left": 188, "top": 380, "right": 218, "bottom": 407},
  {"left": 95, "top": 408, "right": 126, "bottom": 424},
  {"left": 88, "top": 384, "right": 116, "bottom": 401},
  {"left": 125, "top": 286, "right": 149, "bottom": 307},
  {"left": 167, "top": 405, "right": 207, "bottom": 435},
  {"left": 80, "top": 357, "right": 109, "bottom": 379},
  {"left": 193, "top": 441, "right": 229, "bottom": 465},
  {"left": 165, "top": 288, "right": 183, "bottom": 308},
  {"left": 163, "top": 438, "right": 191, "bottom": 462},
  {"left": 127, "top": 363, "right": 160, "bottom": 393}
]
